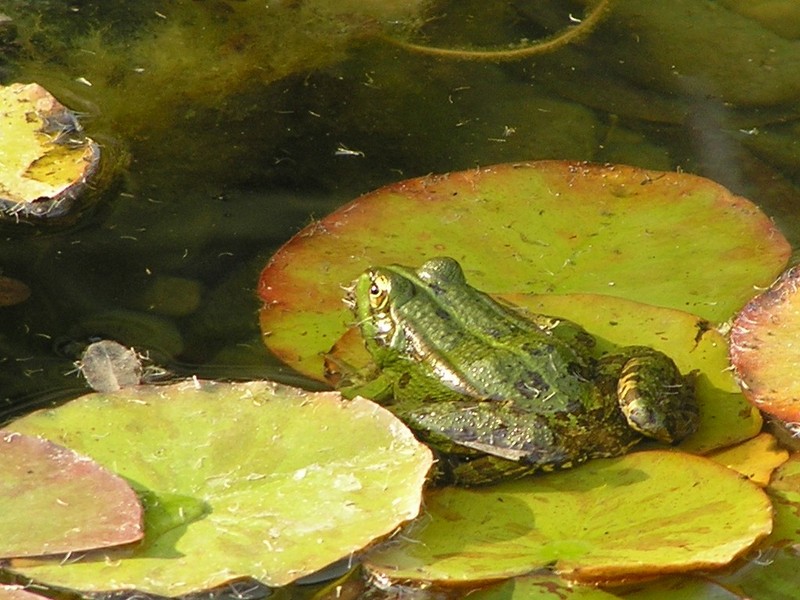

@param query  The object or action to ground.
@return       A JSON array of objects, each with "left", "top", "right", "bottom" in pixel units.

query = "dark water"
[{"left": 2, "top": 0, "right": 800, "bottom": 417}]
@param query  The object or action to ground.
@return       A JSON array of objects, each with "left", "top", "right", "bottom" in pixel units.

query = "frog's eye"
[{"left": 368, "top": 275, "right": 391, "bottom": 310}]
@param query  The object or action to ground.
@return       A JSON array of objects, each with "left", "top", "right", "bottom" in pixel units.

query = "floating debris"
[{"left": 79, "top": 340, "right": 143, "bottom": 392}]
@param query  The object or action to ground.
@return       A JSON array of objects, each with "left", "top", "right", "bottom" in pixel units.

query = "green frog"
[{"left": 342, "top": 256, "right": 699, "bottom": 485}]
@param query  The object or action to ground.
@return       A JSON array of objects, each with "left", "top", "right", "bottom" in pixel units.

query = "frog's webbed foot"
[{"left": 601, "top": 347, "right": 699, "bottom": 444}]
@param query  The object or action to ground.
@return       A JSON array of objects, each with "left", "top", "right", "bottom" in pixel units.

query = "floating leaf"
[
  {"left": 468, "top": 574, "right": 619, "bottom": 599},
  {"left": 731, "top": 265, "right": 800, "bottom": 423},
  {"left": 363, "top": 451, "right": 772, "bottom": 586},
  {"left": 708, "top": 433, "right": 789, "bottom": 486},
  {"left": 258, "top": 161, "right": 789, "bottom": 381},
  {"left": 711, "top": 455, "right": 800, "bottom": 599},
  {"left": 0, "top": 83, "right": 100, "bottom": 219},
  {"left": 469, "top": 574, "right": 742, "bottom": 600},
  {"left": 5, "top": 381, "right": 432, "bottom": 595},
  {"left": 0, "top": 432, "right": 143, "bottom": 558}
]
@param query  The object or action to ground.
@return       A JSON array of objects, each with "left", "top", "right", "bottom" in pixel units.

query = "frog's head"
[{"left": 346, "top": 266, "right": 417, "bottom": 357}]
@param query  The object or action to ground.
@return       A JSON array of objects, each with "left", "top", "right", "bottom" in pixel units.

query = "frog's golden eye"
[{"left": 368, "top": 275, "right": 391, "bottom": 310}]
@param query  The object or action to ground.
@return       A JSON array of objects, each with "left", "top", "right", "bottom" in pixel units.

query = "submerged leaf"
[
  {"left": 0, "top": 432, "right": 143, "bottom": 558},
  {"left": 731, "top": 265, "right": 800, "bottom": 423},
  {"left": 5, "top": 381, "right": 432, "bottom": 595},
  {"left": 363, "top": 451, "right": 772, "bottom": 586},
  {"left": 258, "top": 161, "right": 789, "bottom": 381}
]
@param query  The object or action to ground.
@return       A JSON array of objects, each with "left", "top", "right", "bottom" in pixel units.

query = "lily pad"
[
  {"left": 469, "top": 574, "right": 741, "bottom": 600},
  {"left": 468, "top": 574, "right": 619, "bottom": 599},
  {"left": 258, "top": 161, "right": 790, "bottom": 381},
  {"left": 0, "top": 83, "right": 100, "bottom": 219},
  {"left": 0, "top": 432, "right": 143, "bottom": 558},
  {"left": 707, "top": 433, "right": 789, "bottom": 487},
  {"left": 730, "top": 264, "right": 800, "bottom": 423},
  {"left": 711, "top": 455, "right": 800, "bottom": 599},
  {"left": 4, "top": 380, "right": 432, "bottom": 595},
  {"left": 363, "top": 451, "right": 772, "bottom": 586}
]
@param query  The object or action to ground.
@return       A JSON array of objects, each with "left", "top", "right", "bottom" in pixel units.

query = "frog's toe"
[{"left": 616, "top": 353, "right": 699, "bottom": 444}]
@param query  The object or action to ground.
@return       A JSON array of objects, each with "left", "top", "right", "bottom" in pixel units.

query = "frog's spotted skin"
[{"left": 344, "top": 257, "right": 699, "bottom": 485}]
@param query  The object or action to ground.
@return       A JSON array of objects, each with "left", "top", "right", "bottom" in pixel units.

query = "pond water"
[{"left": 2, "top": 0, "right": 800, "bottom": 596}]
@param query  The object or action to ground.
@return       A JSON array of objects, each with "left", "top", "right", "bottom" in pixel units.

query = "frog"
[{"left": 340, "top": 256, "right": 699, "bottom": 485}]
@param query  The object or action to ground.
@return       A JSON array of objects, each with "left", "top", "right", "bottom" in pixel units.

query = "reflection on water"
[{"left": 1, "top": 1, "right": 799, "bottom": 423}]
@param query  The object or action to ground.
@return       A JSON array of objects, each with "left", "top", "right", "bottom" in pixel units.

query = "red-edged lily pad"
[
  {"left": 0, "top": 431, "right": 143, "bottom": 558},
  {"left": 731, "top": 265, "right": 800, "bottom": 423},
  {"left": 258, "top": 161, "right": 789, "bottom": 381}
]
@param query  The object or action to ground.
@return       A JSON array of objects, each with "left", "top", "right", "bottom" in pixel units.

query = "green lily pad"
[
  {"left": 707, "top": 433, "right": 788, "bottom": 487},
  {"left": 730, "top": 265, "right": 800, "bottom": 423},
  {"left": 258, "top": 161, "right": 790, "bottom": 381},
  {"left": 711, "top": 455, "right": 800, "bottom": 599},
  {"left": 0, "top": 432, "right": 143, "bottom": 558},
  {"left": 468, "top": 574, "right": 619, "bottom": 599},
  {"left": 363, "top": 451, "right": 772, "bottom": 586},
  {"left": 469, "top": 574, "right": 741, "bottom": 600},
  {"left": 4, "top": 381, "right": 432, "bottom": 595}
]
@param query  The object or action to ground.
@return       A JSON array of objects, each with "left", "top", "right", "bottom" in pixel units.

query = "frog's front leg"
[{"left": 599, "top": 346, "right": 699, "bottom": 444}]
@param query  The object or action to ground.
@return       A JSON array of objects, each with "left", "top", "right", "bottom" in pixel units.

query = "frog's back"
[{"left": 388, "top": 278, "right": 597, "bottom": 413}]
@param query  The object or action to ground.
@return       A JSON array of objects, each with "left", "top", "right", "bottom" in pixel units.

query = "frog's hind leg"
[
  {"left": 400, "top": 401, "right": 584, "bottom": 485},
  {"left": 601, "top": 346, "right": 699, "bottom": 444}
]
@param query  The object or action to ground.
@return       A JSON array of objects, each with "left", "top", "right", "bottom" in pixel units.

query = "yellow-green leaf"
[
  {"left": 0, "top": 83, "right": 100, "bottom": 218},
  {"left": 708, "top": 433, "right": 789, "bottom": 486},
  {"left": 4, "top": 381, "right": 432, "bottom": 595},
  {"left": 258, "top": 161, "right": 789, "bottom": 381},
  {"left": 363, "top": 451, "right": 772, "bottom": 586}
]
